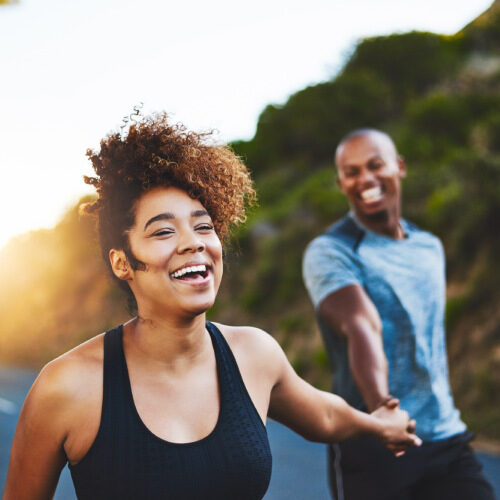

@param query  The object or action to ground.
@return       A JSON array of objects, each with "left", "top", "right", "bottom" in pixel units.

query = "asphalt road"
[{"left": 1, "top": 366, "right": 498, "bottom": 499}]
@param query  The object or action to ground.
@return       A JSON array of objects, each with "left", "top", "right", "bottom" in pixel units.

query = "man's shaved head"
[{"left": 335, "top": 128, "right": 398, "bottom": 167}]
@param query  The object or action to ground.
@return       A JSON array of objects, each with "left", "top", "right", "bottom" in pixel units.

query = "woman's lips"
[
  {"left": 170, "top": 264, "right": 208, "bottom": 279},
  {"left": 170, "top": 265, "right": 212, "bottom": 286}
]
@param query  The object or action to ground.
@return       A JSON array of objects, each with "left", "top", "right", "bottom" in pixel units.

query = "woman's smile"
[
  {"left": 124, "top": 186, "right": 223, "bottom": 315},
  {"left": 169, "top": 262, "right": 213, "bottom": 285}
]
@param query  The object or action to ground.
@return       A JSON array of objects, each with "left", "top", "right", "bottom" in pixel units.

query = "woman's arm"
[
  {"left": 2, "top": 361, "right": 78, "bottom": 500},
  {"left": 266, "top": 335, "right": 420, "bottom": 452}
]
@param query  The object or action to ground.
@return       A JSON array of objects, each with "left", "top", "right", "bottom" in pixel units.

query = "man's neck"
[{"left": 353, "top": 210, "right": 404, "bottom": 240}]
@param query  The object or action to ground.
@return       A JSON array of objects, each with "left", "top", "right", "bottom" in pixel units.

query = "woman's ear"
[{"left": 109, "top": 249, "right": 132, "bottom": 281}]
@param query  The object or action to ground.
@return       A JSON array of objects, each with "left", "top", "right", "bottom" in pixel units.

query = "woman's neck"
[{"left": 123, "top": 312, "right": 210, "bottom": 371}]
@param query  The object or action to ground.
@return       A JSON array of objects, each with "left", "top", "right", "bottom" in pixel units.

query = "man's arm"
[
  {"left": 263, "top": 329, "right": 419, "bottom": 451},
  {"left": 318, "top": 283, "right": 392, "bottom": 412}
]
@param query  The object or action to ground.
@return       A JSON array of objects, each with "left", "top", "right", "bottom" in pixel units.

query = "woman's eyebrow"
[
  {"left": 192, "top": 210, "right": 209, "bottom": 218},
  {"left": 144, "top": 212, "right": 175, "bottom": 230},
  {"left": 144, "top": 210, "right": 209, "bottom": 230}
]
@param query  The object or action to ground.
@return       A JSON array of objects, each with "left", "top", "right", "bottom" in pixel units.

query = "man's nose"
[{"left": 358, "top": 167, "right": 377, "bottom": 186}]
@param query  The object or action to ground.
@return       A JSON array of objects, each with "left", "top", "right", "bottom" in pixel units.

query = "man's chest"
[{"left": 357, "top": 237, "right": 445, "bottom": 329}]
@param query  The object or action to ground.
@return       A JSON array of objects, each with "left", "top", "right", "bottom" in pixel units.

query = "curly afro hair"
[{"left": 81, "top": 112, "right": 256, "bottom": 308}]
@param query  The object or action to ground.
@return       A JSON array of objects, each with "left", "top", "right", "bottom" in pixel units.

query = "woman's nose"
[{"left": 177, "top": 230, "right": 205, "bottom": 254}]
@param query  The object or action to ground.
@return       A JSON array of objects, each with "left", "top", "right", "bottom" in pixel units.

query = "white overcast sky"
[{"left": 0, "top": 0, "right": 492, "bottom": 249}]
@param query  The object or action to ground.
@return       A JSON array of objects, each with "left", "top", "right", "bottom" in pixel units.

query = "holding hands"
[{"left": 371, "top": 398, "right": 422, "bottom": 456}]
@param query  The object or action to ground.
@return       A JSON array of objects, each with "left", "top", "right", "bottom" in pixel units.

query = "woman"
[{"left": 3, "top": 113, "right": 420, "bottom": 500}]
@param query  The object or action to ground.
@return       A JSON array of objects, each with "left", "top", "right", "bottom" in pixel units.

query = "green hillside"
[{"left": 1, "top": 2, "right": 499, "bottom": 440}]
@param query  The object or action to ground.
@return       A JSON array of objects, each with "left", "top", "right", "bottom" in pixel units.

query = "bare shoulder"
[
  {"left": 39, "top": 334, "right": 103, "bottom": 385},
  {"left": 29, "top": 334, "right": 105, "bottom": 414},
  {"left": 213, "top": 322, "right": 281, "bottom": 353},
  {"left": 211, "top": 323, "right": 286, "bottom": 381},
  {"left": 10, "top": 333, "right": 106, "bottom": 464}
]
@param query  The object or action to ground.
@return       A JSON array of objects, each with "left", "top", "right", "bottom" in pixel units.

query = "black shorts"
[{"left": 328, "top": 431, "right": 495, "bottom": 500}]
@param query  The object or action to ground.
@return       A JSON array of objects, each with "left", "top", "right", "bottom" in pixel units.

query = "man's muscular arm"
[{"left": 318, "top": 284, "right": 392, "bottom": 412}]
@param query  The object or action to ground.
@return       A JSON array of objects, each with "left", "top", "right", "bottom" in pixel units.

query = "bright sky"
[{"left": 0, "top": 0, "right": 492, "bottom": 250}]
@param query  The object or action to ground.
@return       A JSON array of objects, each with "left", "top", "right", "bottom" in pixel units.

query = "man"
[{"left": 302, "top": 129, "right": 494, "bottom": 500}]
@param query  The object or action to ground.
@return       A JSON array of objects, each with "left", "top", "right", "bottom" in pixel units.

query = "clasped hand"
[{"left": 371, "top": 398, "right": 422, "bottom": 457}]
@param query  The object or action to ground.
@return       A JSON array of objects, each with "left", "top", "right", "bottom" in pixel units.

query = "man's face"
[{"left": 336, "top": 133, "right": 406, "bottom": 222}]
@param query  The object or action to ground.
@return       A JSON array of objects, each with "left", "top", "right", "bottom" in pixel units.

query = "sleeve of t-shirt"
[{"left": 302, "top": 235, "right": 362, "bottom": 310}]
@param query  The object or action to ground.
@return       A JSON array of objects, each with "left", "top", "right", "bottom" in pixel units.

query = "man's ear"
[
  {"left": 109, "top": 249, "right": 132, "bottom": 281},
  {"left": 335, "top": 166, "right": 342, "bottom": 188},
  {"left": 336, "top": 172, "right": 348, "bottom": 195},
  {"left": 398, "top": 156, "right": 407, "bottom": 178}
]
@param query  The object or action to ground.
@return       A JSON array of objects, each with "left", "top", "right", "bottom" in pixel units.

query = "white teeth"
[
  {"left": 170, "top": 264, "right": 207, "bottom": 278},
  {"left": 361, "top": 186, "right": 382, "bottom": 201}
]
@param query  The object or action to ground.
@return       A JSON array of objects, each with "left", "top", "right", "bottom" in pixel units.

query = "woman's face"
[{"left": 122, "top": 186, "right": 223, "bottom": 318}]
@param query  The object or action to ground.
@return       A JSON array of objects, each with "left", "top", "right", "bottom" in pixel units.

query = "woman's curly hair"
[{"left": 82, "top": 112, "right": 256, "bottom": 308}]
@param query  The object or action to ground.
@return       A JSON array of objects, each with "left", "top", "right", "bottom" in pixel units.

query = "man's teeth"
[
  {"left": 361, "top": 187, "right": 382, "bottom": 201},
  {"left": 171, "top": 265, "right": 207, "bottom": 278}
]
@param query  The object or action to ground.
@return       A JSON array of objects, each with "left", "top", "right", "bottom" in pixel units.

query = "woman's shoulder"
[
  {"left": 31, "top": 333, "right": 106, "bottom": 408},
  {"left": 43, "top": 332, "right": 104, "bottom": 375},
  {"left": 7, "top": 330, "right": 117, "bottom": 468},
  {"left": 212, "top": 322, "right": 279, "bottom": 350},
  {"left": 210, "top": 322, "right": 287, "bottom": 377}
]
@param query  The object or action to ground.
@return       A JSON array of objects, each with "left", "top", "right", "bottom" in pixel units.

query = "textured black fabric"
[
  {"left": 69, "top": 322, "right": 272, "bottom": 499},
  {"left": 328, "top": 432, "right": 495, "bottom": 500}
]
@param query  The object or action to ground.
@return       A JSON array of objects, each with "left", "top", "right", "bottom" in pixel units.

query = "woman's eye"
[
  {"left": 153, "top": 229, "right": 174, "bottom": 237},
  {"left": 196, "top": 224, "right": 214, "bottom": 231}
]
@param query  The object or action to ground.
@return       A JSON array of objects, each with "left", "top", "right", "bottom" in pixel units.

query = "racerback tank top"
[{"left": 69, "top": 322, "right": 272, "bottom": 499}]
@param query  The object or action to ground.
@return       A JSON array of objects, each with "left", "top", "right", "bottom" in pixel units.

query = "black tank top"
[{"left": 69, "top": 322, "right": 272, "bottom": 499}]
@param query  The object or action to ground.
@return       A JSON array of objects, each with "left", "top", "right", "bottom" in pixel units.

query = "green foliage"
[
  {"left": 313, "top": 345, "right": 330, "bottom": 370},
  {"left": 426, "top": 154, "right": 500, "bottom": 274},
  {"left": 279, "top": 314, "right": 311, "bottom": 334},
  {"left": 404, "top": 93, "right": 500, "bottom": 158},
  {"left": 478, "top": 111, "right": 500, "bottom": 153},
  {"left": 461, "top": 0, "right": 500, "bottom": 52},
  {"left": 408, "top": 94, "right": 470, "bottom": 147},
  {"left": 342, "top": 32, "right": 463, "bottom": 105},
  {"left": 233, "top": 70, "right": 393, "bottom": 176}
]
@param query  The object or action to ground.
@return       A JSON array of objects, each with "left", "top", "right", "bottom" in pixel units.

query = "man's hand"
[{"left": 371, "top": 402, "right": 422, "bottom": 457}]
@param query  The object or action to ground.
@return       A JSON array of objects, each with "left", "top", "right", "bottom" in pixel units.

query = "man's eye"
[{"left": 345, "top": 169, "right": 358, "bottom": 177}]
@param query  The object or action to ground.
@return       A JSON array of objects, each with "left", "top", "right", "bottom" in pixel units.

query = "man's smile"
[{"left": 359, "top": 186, "right": 384, "bottom": 203}]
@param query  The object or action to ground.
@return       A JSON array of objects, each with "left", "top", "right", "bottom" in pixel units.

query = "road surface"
[{"left": 1, "top": 366, "right": 498, "bottom": 499}]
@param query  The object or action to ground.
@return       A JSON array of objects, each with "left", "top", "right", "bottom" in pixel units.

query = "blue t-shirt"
[{"left": 302, "top": 213, "right": 465, "bottom": 441}]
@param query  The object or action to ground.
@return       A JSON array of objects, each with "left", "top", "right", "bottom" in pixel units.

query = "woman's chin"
[{"left": 182, "top": 299, "right": 216, "bottom": 317}]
